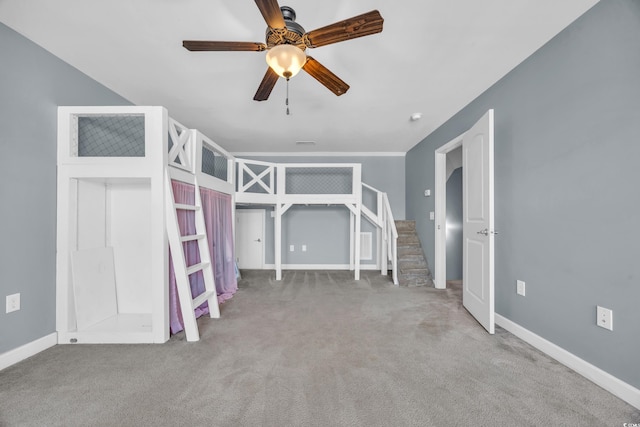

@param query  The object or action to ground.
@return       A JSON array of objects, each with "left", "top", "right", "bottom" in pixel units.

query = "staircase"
[{"left": 395, "top": 220, "right": 433, "bottom": 287}]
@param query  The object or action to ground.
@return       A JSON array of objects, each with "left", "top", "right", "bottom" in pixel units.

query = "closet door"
[{"left": 236, "top": 209, "right": 265, "bottom": 269}]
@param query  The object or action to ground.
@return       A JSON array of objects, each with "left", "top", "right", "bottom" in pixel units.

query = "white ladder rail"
[{"left": 165, "top": 167, "right": 220, "bottom": 342}]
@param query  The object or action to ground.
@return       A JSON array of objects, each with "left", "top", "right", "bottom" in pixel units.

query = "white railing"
[
  {"left": 361, "top": 183, "right": 399, "bottom": 285},
  {"left": 192, "top": 130, "right": 235, "bottom": 195},
  {"left": 167, "top": 118, "right": 194, "bottom": 173},
  {"left": 382, "top": 193, "right": 399, "bottom": 285},
  {"left": 167, "top": 120, "right": 235, "bottom": 196},
  {"left": 235, "top": 160, "right": 362, "bottom": 205},
  {"left": 236, "top": 158, "right": 276, "bottom": 199},
  {"left": 277, "top": 163, "right": 361, "bottom": 204}
]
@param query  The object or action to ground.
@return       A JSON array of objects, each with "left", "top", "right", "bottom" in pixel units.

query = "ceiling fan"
[{"left": 183, "top": 0, "right": 384, "bottom": 101}]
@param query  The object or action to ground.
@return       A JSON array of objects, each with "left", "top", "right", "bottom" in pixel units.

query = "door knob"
[
  {"left": 254, "top": 238, "right": 261, "bottom": 242},
  {"left": 477, "top": 229, "right": 489, "bottom": 236}
]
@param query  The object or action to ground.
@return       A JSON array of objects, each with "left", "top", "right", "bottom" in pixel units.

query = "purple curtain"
[
  {"left": 200, "top": 187, "right": 238, "bottom": 303},
  {"left": 169, "top": 181, "right": 237, "bottom": 335}
]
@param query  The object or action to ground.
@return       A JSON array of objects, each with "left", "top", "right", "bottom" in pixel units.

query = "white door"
[
  {"left": 462, "top": 109, "right": 495, "bottom": 334},
  {"left": 235, "top": 210, "right": 265, "bottom": 269}
]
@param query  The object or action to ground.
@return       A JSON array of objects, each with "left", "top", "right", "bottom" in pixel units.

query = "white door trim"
[{"left": 434, "top": 134, "right": 464, "bottom": 289}]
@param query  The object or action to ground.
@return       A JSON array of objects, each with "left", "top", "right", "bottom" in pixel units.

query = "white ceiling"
[{"left": 0, "top": 0, "right": 598, "bottom": 154}]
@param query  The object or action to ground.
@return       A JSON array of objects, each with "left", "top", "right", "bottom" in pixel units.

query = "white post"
[
  {"left": 150, "top": 108, "right": 170, "bottom": 343},
  {"left": 269, "top": 165, "right": 275, "bottom": 194},
  {"left": 349, "top": 212, "right": 355, "bottom": 270},
  {"left": 353, "top": 165, "right": 362, "bottom": 280},
  {"left": 275, "top": 203, "right": 282, "bottom": 281},
  {"left": 237, "top": 160, "right": 245, "bottom": 193},
  {"left": 378, "top": 192, "right": 386, "bottom": 275},
  {"left": 354, "top": 203, "right": 361, "bottom": 280},
  {"left": 275, "top": 164, "right": 286, "bottom": 281}
]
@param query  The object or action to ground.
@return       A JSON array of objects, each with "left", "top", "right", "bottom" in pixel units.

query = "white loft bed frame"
[
  {"left": 56, "top": 105, "right": 398, "bottom": 345},
  {"left": 235, "top": 159, "right": 399, "bottom": 283},
  {"left": 56, "top": 106, "right": 235, "bottom": 344}
]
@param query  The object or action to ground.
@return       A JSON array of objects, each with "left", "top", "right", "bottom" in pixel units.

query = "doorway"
[
  {"left": 435, "top": 137, "right": 463, "bottom": 290},
  {"left": 235, "top": 209, "right": 265, "bottom": 269},
  {"left": 445, "top": 148, "right": 463, "bottom": 285}
]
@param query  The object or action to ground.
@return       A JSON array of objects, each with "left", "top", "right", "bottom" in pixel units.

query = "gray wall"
[
  {"left": 445, "top": 168, "right": 463, "bottom": 280},
  {"left": 406, "top": 0, "right": 640, "bottom": 389},
  {"left": 0, "top": 23, "right": 131, "bottom": 354},
  {"left": 238, "top": 155, "right": 405, "bottom": 266}
]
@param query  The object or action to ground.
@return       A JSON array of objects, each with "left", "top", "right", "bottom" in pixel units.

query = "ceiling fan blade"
[
  {"left": 302, "top": 57, "right": 350, "bottom": 97},
  {"left": 254, "top": 0, "right": 285, "bottom": 29},
  {"left": 254, "top": 67, "right": 280, "bottom": 101},
  {"left": 183, "top": 41, "right": 267, "bottom": 52},
  {"left": 305, "top": 10, "right": 384, "bottom": 48}
]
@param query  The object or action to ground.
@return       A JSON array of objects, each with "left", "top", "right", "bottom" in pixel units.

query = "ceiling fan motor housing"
[
  {"left": 265, "top": 6, "right": 306, "bottom": 50},
  {"left": 280, "top": 6, "right": 297, "bottom": 23}
]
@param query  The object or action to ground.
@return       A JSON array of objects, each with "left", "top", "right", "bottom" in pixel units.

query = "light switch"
[
  {"left": 424, "top": 189, "right": 431, "bottom": 197},
  {"left": 429, "top": 211, "right": 435, "bottom": 220},
  {"left": 289, "top": 245, "right": 295, "bottom": 252}
]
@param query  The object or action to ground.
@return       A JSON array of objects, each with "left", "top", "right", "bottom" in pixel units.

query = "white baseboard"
[
  {"left": 495, "top": 314, "right": 640, "bottom": 410},
  {"left": 0, "top": 333, "right": 58, "bottom": 372},
  {"left": 262, "top": 264, "right": 380, "bottom": 271}
]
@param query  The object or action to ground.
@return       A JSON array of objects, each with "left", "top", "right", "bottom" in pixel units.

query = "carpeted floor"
[{"left": 1, "top": 270, "right": 638, "bottom": 426}]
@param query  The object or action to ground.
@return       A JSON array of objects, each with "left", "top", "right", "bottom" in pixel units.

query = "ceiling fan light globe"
[{"left": 266, "top": 44, "right": 306, "bottom": 79}]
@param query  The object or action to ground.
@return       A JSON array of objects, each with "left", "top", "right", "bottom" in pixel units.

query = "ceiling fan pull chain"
[{"left": 286, "top": 78, "right": 290, "bottom": 115}]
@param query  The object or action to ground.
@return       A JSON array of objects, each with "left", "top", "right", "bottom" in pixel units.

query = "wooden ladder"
[{"left": 165, "top": 167, "right": 220, "bottom": 342}]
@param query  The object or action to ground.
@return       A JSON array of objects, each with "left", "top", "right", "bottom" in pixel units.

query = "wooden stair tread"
[{"left": 394, "top": 221, "right": 433, "bottom": 287}]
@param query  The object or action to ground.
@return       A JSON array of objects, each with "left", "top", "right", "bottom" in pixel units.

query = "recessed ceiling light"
[
  {"left": 296, "top": 140, "right": 316, "bottom": 145},
  {"left": 410, "top": 112, "right": 422, "bottom": 121}
]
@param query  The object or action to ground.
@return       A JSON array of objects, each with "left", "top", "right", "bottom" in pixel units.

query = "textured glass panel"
[
  {"left": 201, "top": 146, "right": 228, "bottom": 181},
  {"left": 285, "top": 167, "right": 352, "bottom": 194},
  {"left": 78, "top": 115, "right": 145, "bottom": 157}
]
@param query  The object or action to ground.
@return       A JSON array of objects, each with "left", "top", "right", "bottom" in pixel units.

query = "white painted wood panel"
[
  {"left": 107, "top": 181, "right": 153, "bottom": 314},
  {"left": 77, "top": 180, "right": 106, "bottom": 250},
  {"left": 70, "top": 247, "right": 118, "bottom": 330}
]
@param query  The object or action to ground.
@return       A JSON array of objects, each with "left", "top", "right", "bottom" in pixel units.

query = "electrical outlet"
[
  {"left": 6, "top": 293, "right": 20, "bottom": 313},
  {"left": 596, "top": 306, "right": 613, "bottom": 331},
  {"left": 289, "top": 245, "right": 295, "bottom": 252},
  {"left": 516, "top": 280, "right": 526, "bottom": 296},
  {"left": 429, "top": 211, "right": 435, "bottom": 220},
  {"left": 302, "top": 245, "right": 307, "bottom": 252}
]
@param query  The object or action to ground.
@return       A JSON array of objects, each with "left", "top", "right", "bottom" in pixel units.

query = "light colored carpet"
[{"left": 1, "top": 270, "right": 638, "bottom": 426}]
